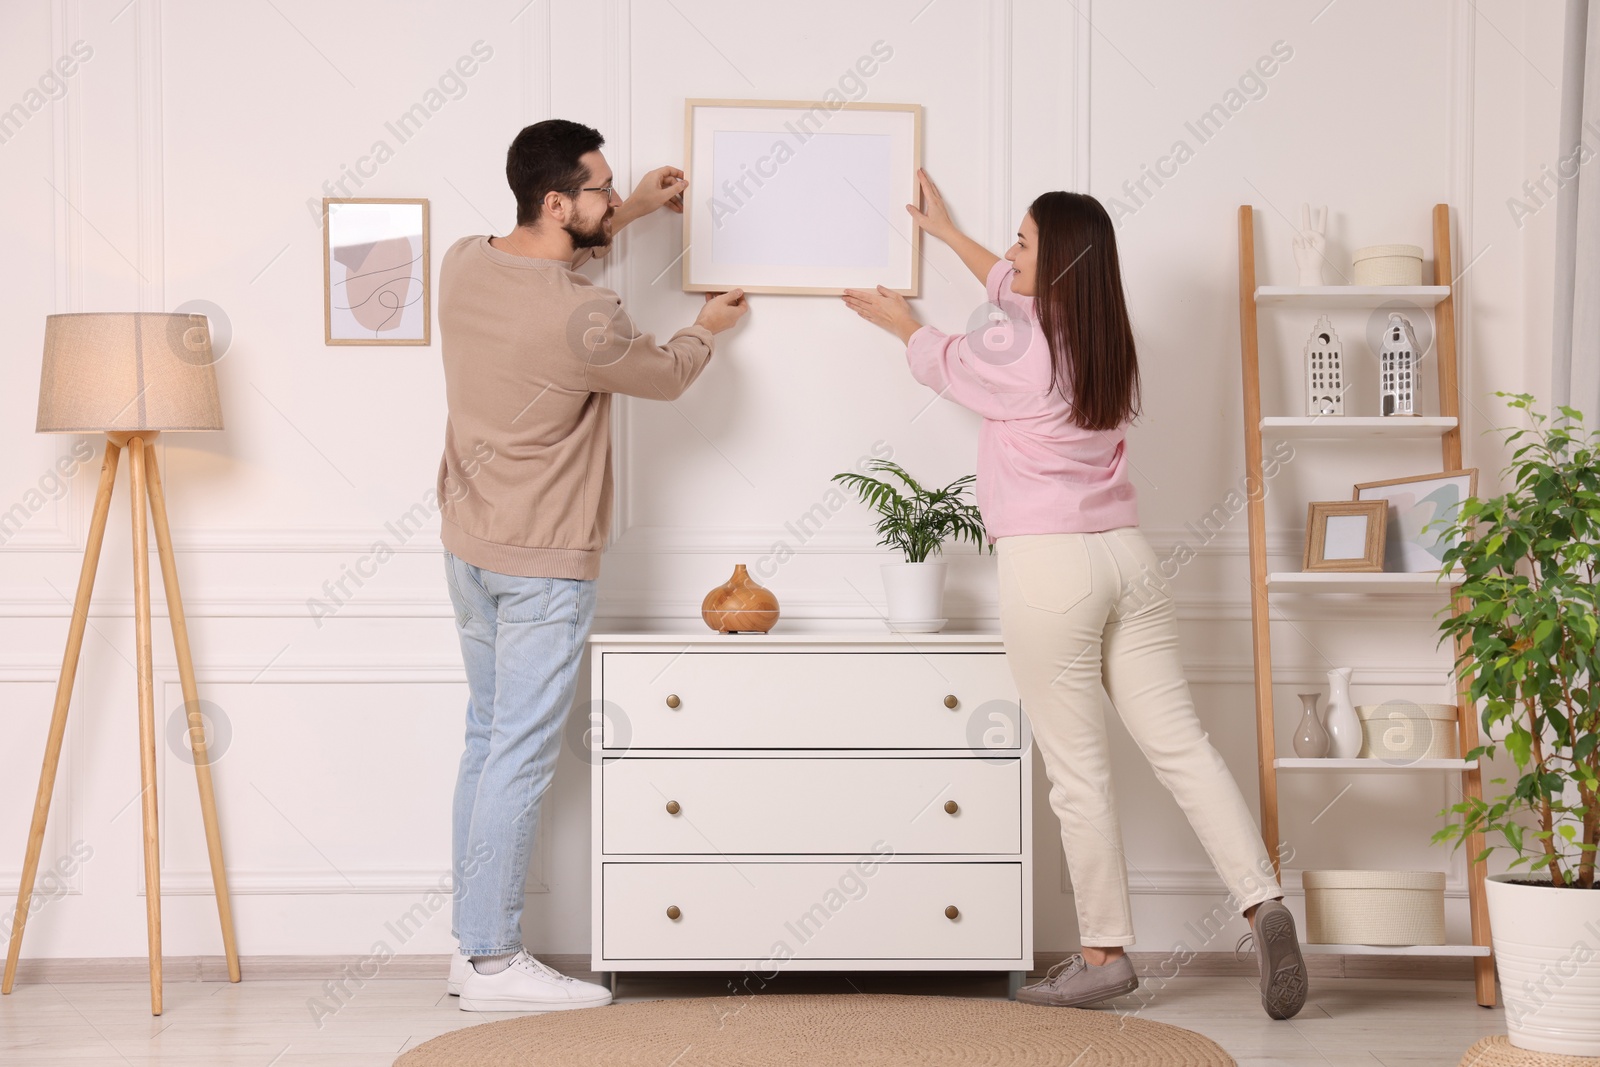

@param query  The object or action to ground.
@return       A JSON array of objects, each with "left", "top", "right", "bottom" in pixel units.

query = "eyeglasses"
[{"left": 568, "top": 181, "right": 616, "bottom": 198}]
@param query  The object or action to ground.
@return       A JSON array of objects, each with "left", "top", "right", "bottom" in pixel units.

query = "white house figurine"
[
  {"left": 1378, "top": 312, "right": 1420, "bottom": 416},
  {"left": 1304, "top": 316, "right": 1344, "bottom": 416}
]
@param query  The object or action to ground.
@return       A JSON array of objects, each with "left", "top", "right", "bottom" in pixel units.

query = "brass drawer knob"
[
  {"left": 945, "top": 905, "right": 960, "bottom": 920},
  {"left": 944, "top": 800, "right": 959, "bottom": 814},
  {"left": 665, "top": 694, "right": 681, "bottom": 709},
  {"left": 665, "top": 800, "right": 681, "bottom": 815},
  {"left": 666, "top": 905, "right": 681, "bottom": 920},
  {"left": 943, "top": 694, "right": 959, "bottom": 709}
]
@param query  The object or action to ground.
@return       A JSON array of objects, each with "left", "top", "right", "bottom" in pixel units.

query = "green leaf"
[{"left": 830, "top": 461, "right": 988, "bottom": 562}]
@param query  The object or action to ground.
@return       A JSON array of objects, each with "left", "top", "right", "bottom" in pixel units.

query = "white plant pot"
[
  {"left": 1485, "top": 873, "right": 1600, "bottom": 1055},
  {"left": 879, "top": 560, "right": 948, "bottom": 633}
]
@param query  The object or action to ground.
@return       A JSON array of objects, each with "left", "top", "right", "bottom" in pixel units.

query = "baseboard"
[{"left": 5, "top": 950, "right": 1478, "bottom": 985}]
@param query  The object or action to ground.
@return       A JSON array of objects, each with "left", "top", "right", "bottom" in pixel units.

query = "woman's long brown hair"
[{"left": 1028, "top": 192, "right": 1141, "bottom": 431}]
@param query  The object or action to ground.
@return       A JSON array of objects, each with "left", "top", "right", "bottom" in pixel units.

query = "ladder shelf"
[{"left": 1236, "top": 203, "right": 1494, "bottom": 1007}]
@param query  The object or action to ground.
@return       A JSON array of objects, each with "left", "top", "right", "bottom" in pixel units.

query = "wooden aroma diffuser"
[{"left": 701, "top": 563, "right": 779, "bottom": 633}]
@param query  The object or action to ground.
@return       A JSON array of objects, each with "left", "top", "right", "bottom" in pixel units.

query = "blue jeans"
[{"left": 442, "top": 550, "right": 597, "bottom": 957}]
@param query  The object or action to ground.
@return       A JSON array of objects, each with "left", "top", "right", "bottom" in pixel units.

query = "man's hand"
[
  {"left": 694, "top": 289, "right": 749, "bottom": 334},
  {"left": 612, "top": 166, "right": 688, "bottom": 231},
  {"left": 841, "top": 285, "right": 921, "bottom": 344}
]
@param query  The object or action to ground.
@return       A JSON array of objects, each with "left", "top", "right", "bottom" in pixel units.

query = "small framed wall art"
[
  {"left": 323, "top": 197, "right": 430, "bottom": 345},
  {"left": 1354, "top": 469, "right": 1478, "bottom": 572},
  {"left": 682, "top": 99, "right": 922, "bottom": 296},
  {"left": 1303, "top": 500, "right": 1388, "bottom": 573}
]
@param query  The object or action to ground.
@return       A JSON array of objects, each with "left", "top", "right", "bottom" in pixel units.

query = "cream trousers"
[{"left": 996, "top": 528, "right": 1282, "bottom": 946}]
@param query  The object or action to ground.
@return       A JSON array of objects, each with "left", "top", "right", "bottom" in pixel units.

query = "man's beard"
[{"left": 566, "top": 209, "right": 613, "bottom": 250}]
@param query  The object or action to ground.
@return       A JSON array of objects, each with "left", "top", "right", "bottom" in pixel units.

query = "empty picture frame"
[
  {"left": 682, "top": 99, "right": 922, "bottom": 296},
  {"left": 1303, "top": 500, "right": 1388, "bottom": 572},
  {"left": 1354, "top": 469, "right": 1478, "bottom": 572},
  {"left": 323, "top": 198, "right": 430, "bottom": 345}
]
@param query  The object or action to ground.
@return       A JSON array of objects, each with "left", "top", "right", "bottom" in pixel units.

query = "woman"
[{"left": 842, "top": 172, "right": 1307, "bottom": 1020}]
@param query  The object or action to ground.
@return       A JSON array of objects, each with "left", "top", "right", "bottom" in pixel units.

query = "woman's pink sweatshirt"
[{"left": 904, "top": 257, "right": 1139, "bottom": 544}]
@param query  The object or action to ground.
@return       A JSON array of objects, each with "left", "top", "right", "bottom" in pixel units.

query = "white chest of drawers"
[{"left": 587, "top": 632, "right": 1033, "bottom": 995}]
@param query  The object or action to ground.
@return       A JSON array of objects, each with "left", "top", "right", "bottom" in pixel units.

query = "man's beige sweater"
[{"left": 436, "top": 236, "right": 715, "bottom": 579}]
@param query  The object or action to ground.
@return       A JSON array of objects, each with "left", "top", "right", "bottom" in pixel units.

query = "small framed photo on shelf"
[
  {"left": 1354, "top": 469, "right": 1478, "bottom": 572},
  {"left": 1303, "top": 500, "right": 1388, "bottom": 572},
  {"left": 322, "top": 197, "right": 430, "bottom": 345}
]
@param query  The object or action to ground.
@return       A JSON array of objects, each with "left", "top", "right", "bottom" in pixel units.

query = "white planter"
[
  {"left": 1486, "top": 873, "right": 1600, "bottom": 1056},
  {"left": 879, "top": 560, "right": 948, "bottom": 633}
]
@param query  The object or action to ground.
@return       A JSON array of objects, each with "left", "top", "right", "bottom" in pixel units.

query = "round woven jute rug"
[
  {"left": 394, "top": 993, "right": 1236, "bottom": 1066},
  {"left": 1457, "top": 1036, "right": 1600, "bottom": 1066}
]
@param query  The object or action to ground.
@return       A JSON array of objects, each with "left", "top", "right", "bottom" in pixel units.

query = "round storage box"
[
  {"left": 1303, "top": 869, "right": 1445, "bottom": 945},
  {"left": 1356, "top": 702, "right": 1459, "bottom": 761},
  {"left": 1353, "top": 244, "right": 1424, "bottom": 285}
]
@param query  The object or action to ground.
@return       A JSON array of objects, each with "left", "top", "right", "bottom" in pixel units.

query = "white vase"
[
  {"left": 1323, "top": 667, "right": 1361, "bottom": 759},
  {"left": 1486, "top": 874, "right": 1600, "bottom": 1055},
  {"left": 879, "top": 559, "right": 948, "bottom": 633}
]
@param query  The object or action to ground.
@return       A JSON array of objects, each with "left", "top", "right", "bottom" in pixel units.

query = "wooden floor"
[{"left": 0, "top": 967, "right": 1505, "bottom": 1066}]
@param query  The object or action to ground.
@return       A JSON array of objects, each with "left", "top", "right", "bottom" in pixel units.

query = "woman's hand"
[
  {"left": 841, "top": 286, "right": 922, "bottom": 344},
  {"left": 906, "top": 168, "right": 1000, "bottom": 283},
  {"left": 907, "top": 168, "right": 958, "bottom": 245}
]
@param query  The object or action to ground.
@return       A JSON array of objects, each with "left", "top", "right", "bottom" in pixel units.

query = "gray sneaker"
[
  {"left": 1236, "top": 899, "right": 1308, "bottom": 1019},
  {"left": 1015, "top": 953, "right": 1139, "bottom": 1007}
]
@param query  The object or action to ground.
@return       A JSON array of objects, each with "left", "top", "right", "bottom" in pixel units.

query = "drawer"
[
  {"left": 601, "top": 757, "right": 1020, "bottom": 855},
  {"left": 602, "top": 860, "right": 1021, "bottom": 961},
  {"left": 599, "top": 652, "right": 1021, "bottom": 750}
]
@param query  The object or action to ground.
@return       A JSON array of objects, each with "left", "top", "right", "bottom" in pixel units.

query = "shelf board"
[
  {"left": 1254, "top": 285, "right": 1451, "bottom": 308},
  {"left": 1274, "top": 758, "right": 1477, "bottom": 772},
  {"left": 1260, "top": 416, "right": 1456, "bottom": 439},
  {"left": 1267, "top": 571, "right": 1462, "bottom": 592},
  {"left": 1299, "top": 942, "right": 1490, "bottom": 957}
]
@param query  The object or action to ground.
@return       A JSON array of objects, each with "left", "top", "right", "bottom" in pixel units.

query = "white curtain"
[{"left": 1554, "top": 0, "right": 1600, "bottom": 418}]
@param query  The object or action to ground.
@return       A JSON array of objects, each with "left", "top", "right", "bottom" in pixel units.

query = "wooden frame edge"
[
  {"left": 1303, "top": 500, "right": 1388, "bottom": 572},
  {"left": 679, "top": 100, "right": 923, "bottom": 297},
  {"left": 322, "top": 197, "right": 432, "bottom": 347}
]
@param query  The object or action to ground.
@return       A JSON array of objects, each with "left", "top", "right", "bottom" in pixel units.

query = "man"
[{"left": 436, "top": 118, "right": 747, "bottom": 1013}]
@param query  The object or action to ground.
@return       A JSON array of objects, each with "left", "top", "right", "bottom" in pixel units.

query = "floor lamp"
[{"left": 3, "top": 312, "right": 241, "bottom": 1016}]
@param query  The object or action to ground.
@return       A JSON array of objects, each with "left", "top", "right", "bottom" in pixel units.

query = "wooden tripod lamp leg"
[
  {"left": 128, "top": 438, "right": 163, "bottom": 1016},
  {"left": 2, "top": 440, "right": 122, "bottom": 997},
  {"left": 141, "top": 440, "right": 240, "bottom": 983}
]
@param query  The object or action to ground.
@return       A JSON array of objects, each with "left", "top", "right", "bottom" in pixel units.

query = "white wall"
[{"left": 0, "top": 0, "right": 1564, "bottom": 964}]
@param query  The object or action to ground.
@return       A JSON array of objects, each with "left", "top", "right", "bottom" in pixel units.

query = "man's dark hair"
[{"left": 506, "top": 119, "right": 605, "bottom": 227}]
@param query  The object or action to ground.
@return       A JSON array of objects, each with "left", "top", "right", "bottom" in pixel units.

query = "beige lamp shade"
[{"left": 36, "top": 312, "right": 224, "bottom": 433}]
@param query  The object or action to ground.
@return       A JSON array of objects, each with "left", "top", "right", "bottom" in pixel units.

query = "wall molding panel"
[
  {"left": 0, "top": 662, "right": 81, "bottom": 898},
  {"left": 0, "top": 0, "right": 1541, "bottom": 961}
]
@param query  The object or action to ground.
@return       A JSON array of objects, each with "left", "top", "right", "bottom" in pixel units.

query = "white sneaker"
[
  {"left": 446, "top": 951, "right": 470, "bottom": 996},
  {"left": 458, "top": 950, "right": 613, "bottom": 1012}
]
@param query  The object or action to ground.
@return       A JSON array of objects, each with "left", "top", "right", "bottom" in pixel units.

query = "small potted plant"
[
  {"left": 1432, "top": 394, "right": 1599, "bottom": 1055},
  {"left": 831, "top": 460, "right": 991, "bottom": 632}
]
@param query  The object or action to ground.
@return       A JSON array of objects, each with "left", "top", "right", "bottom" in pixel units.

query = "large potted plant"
[
  {"left": 1433, "top": 394, "right": 1600, "bottom": 1055},
  {"left": 831, "top": 460, "right": 990, "bottom": 632}
]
